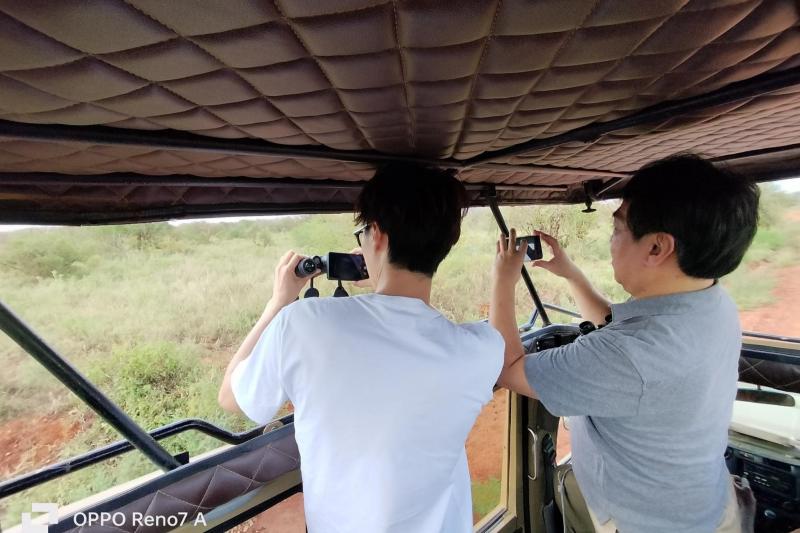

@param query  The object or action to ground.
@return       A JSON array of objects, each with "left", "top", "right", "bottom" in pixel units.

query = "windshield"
[{"left": 0, "top": 181, "right": 798, "bottom": 526}]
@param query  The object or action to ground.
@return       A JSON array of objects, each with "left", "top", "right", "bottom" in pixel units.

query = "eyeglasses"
[{"left": 353, "top": 223, "right": 369, "bottom": 247}]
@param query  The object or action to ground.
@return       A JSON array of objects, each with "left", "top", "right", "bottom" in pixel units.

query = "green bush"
[
  {"left": 0, "top": 229, "right": 102, "bottom": 280},
  {"left": 84, "top": 342, "right": 243, "bottom": 433}
]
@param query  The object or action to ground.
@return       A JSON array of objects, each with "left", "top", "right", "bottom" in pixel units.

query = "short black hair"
[
  {"left": 355, "top": 163, "right": 468, "bottom": 276},
  {"left": 622, "top": 154, "right": 759, "bottom": 279}
]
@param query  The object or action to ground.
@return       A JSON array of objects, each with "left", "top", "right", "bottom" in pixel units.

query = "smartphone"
[
  {"left": 513, "top": 235, "right": 543, "bottom": 260},
  {"left": 325, "top": 252, "right": 369, "bottom": 281}
]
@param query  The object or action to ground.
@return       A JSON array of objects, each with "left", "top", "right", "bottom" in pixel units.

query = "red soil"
[
  {"left": 466, "top": 390, "right": 508, "bottom": 481},
  {"left": 739, "top": 264, "right": 800, "bottom": 338},
  {"left": 237, "top": 493, "right": 306, "bottom": 533},
  {"left": 0, "top": 412, "right": 83, "bottom": 478}
]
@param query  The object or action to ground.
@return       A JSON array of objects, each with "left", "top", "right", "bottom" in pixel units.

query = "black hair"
[
  {"left": 622, "top": 154, "right": 760, "bottom": 279},
  {"left": 355, "top": 163, "right": 468, "bottom": 276}
]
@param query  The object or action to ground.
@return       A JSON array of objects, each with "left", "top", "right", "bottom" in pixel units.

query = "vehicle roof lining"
[{"left": 0, "top": 1, "right": 798, "bottom": 224}]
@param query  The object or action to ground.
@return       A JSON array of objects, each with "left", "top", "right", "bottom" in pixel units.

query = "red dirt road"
[{"left": 739, "top": 264, "right": 800, "bottom": 338}]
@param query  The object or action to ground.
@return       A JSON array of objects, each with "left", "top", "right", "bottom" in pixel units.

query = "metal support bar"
[
  {"left": 709, "top": 143, "right": 800, "bottom": 164},
  {"left": 0, "top": 202, "right": 359, "bottom": 226},
  {"left": 596, "top": 177, "right": 626, "bottom": 198},
  {"left": 0, "top": 172, "right": 568, "bottom": 192},
  {"left": 543, "top": 303, "right": 582, "bottom": 320},
  {"left": 0, "top": 119, "right": 448, "bottom": 169},
  {"left": 465, "top": 65, "right": 800, "bottom": 165},
  {"left": 0, "top": 300, "right": 182, "bottom": 472},
  {"left": 471, "top": 162, "right": 628, "bottom": 178},
  {"left": 742, "top": 331, "right": 800, "bottom": 344},
  {"left": 0, "top": 416, "right": 292, "bottom": 500},
  {"left": 484, "top": 188, "right": 551, "bottom": 326},
  {"left": 521, "top": 303, "right": 582, "bottom": 332}
]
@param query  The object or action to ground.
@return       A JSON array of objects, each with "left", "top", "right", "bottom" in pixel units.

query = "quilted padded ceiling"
[
  {"left": 503, "top": 86, "right": 800, "bottom": 170},
  {"left": 0, "top": 0, "right": 799, "bottom": 223}
]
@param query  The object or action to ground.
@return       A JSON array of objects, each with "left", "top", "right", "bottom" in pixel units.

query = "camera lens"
[{"left": 295, "top": 257, "right": 317, "bottom": 277}]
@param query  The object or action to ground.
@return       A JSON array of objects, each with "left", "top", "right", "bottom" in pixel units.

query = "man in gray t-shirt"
[{"left": 490, "top": 155, "right": 760, "bottom": 533}]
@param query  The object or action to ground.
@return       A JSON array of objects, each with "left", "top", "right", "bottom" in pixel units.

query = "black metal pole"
[
  {"left": 0, "top": 300, "right": 182, "bottom": 472},
  {"left": 0, "top": 119, "right": 449, "bottom": 169},
  {"left": 485, "top": 189, "right": 551, "bottom": 326},
  {"left": 0, "top": 172, "right": 568, "bottom": 193}
]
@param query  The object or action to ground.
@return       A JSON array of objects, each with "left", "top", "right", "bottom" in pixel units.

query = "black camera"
[{"left": 295, "top": 253, "right": 369, "bottom": 281}]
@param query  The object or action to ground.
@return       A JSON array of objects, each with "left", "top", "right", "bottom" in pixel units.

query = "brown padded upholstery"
[
  {"left": 740, "top": 356, "right": 800, "bottom": 394},
  {"left": 0, "top": 0, "right": 796, "bottom": 157},
  {"left": 0, "top": 1, "right": 798, "bottom": 221},
  {"left": 505, "top": 86, "right": 800, "bottom": 170},
  {"left": 57, "top": 427, "right": 300, "bottom": 533}
]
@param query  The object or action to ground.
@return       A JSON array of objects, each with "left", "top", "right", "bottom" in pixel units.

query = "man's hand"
[
  {"left": 492, "top": 228, "right": 528, "bottom": 289},
  {"left": 531, "top": 230, "right": 580, "bottom": 280},
  {"left": 531, "top": 231, "right": 612, "bottom": 325},
  {"left": 270, "top": 250, "right": 318, "bottom": 308}
]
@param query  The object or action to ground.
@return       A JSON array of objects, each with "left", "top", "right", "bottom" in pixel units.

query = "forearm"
[
  {"left": 490, "top": 281, "right": 535, "bottom": 397},
  {"left": 218, "top": 299, "right": 284, "bottom": 412},
  {"left": 566, "top": 269, "right": 611, "bottom": 325},
  {"left": 489, "top": 281, "right": 523, "bottom": 367}
]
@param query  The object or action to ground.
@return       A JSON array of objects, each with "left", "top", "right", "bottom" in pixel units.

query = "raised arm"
[
  {"left": 489, "top": 229, "right": 536, "bottom": 398},
  {"left": 218, "top": 250, "right": 315, "bottom": 413}
]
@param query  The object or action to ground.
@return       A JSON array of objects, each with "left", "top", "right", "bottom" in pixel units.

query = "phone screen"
[
  {"left": 514, "top": 235, "right": 543, "bottom": 260},
  {"left": 326, "top": 252, "right": 369, "bottom": 281}
]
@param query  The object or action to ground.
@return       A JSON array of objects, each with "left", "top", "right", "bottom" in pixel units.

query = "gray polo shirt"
[{"left": 525, "top": 283, "right": 740, "bottom": 533}]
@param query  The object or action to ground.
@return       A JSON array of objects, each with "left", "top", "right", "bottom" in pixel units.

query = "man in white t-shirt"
[{"left": 218, "top": 164, "right": 505, "bottom": 533}]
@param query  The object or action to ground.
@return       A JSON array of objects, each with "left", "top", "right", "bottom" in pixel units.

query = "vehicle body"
[{"left": 0, "top": 2, "right": 799, "bottom": 532}]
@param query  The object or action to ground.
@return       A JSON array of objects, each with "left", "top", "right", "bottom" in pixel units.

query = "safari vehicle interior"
[{"left": 1, "top": 1, "right": 800, "bottom": 532}]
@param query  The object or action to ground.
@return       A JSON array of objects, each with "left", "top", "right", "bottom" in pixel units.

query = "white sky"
[
  {"left": 1, "top": 177, "right": 798, "bottom": 233},
  {"left": 779, "top": 176, "right": 800, "bottom": 192}
]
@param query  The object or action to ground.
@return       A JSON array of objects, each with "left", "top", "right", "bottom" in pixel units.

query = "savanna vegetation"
[{"left": 0, "top": 185, "right": 797, "bottom": 527}]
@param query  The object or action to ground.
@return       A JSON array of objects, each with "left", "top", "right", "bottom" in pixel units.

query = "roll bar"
[
  {"left": 484, "top": 186, "right": 551, "bottom": 326},
  {"left": 0, "top": 300, "right": 183, "bottom": 472}
]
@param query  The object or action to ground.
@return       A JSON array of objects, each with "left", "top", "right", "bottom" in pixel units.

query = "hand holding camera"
[
  {"left": 271, "top": 250, "right": 319, "bottom": 308},
  {"left": 530, "top": 230, "right": 580, "bottom": 281},
  {"left": 294, "top": 252, "right": 369, "bottom": 281}
]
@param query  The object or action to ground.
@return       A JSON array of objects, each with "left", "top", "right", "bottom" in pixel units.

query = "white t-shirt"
[{"left": 231, "top": 293, "right": 504, "bottom": 533}]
